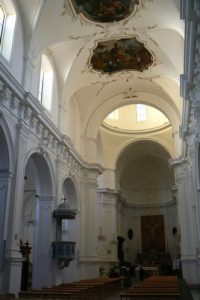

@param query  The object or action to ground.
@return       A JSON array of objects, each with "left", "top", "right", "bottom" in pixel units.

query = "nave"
[{"left": 0, "top": 0, "right": 200, "bottom": 297}]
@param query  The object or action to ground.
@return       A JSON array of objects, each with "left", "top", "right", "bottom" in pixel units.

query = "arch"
[
  {"left": 81, "top": 90, "right": 180, "bottom": 165},
  {"left": 24, "top": 148, "right": 55, "bottom": 197},
  {"left": 62, "top": 177, "right": 78, "bottom": 210},
  {"left": 96, "top": 135, "right": 174, "bottom": 172},
  {"left": 84, "top": 91, "right": 181, "bottom": 140},
  {"left": 22, "top": 150, "right": 55, "bottom": 289},
  {"left": 0, "top": 127, "right": 9, "bottom": 171},
  {"left": 115, "top": 137, "right": 173, "bottom": 171},
  {"left": 115, "top": 139, "right": 173, "bottom": 190},
  {"left": 0, "top": 119, "right": 15, "bottom": 283},
  {"left": 60, "top": 176, "right": 80, "bottom": 283},
  {"left": 115, "top": 139, "right": 175, "bottom": 204},
  {"left": 0, "top": 117, "right": 15, "bottom": 174}
]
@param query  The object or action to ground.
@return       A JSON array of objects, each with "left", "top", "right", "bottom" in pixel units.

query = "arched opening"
[
  {"left": 21, "top": 153, "right": 53, "bottom": 289},
  {"left": 116, "top": 140, "right": 179, "bottom": 275},
  {"left": 60, "top": 178, "right": 78, "bottom": 283},
  {"left": 0, "top": 126, "right": 10, "bottom": 290}
]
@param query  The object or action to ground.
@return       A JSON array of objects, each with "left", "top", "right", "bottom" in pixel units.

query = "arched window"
[
  {"left": 38, "top": 54, "right": 53, "bottom": 111},
  {"left": 0, "top": 5, "right": 6, "bottom": 47},
  {"left": 136, "top": 104, "right": 147, "bottom": 121},
  {"left": 0, "top": 0, "right": 16, "bottom": 61},
  {"left": 108, "top": 109, "right": 118, "bottom": 120}
]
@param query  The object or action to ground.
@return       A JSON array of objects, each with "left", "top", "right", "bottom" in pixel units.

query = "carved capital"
[{"left": 170, "top": 157, "right": 190, "bottom": 184}]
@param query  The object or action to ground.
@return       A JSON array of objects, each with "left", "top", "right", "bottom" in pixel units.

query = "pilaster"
[
  {"left": 32, "top": 196, "right": 54, "bottom": 289},
  {"left": 22, "top": 56, "right": 35, "bottom": 92},
  {"left": 170, "top": 157, "right": 200, "bottom": 283},
  {"left": 80, "top": 168, "right": 99, "bottom": 261},
  {"left": 97, "top": 189, "right": 119, "bottom": 263},
  {"left": 3, "top": 122, "right": 29, "bottom": 295}
]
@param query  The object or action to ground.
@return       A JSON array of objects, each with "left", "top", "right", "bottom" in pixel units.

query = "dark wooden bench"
[
  {"left": 120, "top": 276, "right": 181, "bottom": 300},
  {"left": 19, "top": 276, "right": 123, "bottom": 300}
]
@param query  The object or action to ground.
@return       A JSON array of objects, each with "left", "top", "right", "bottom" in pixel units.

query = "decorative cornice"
[
  {"left": 101, "top": 121, "right": 171, "bottom": 135},
  {"left": 123, "top": 199, "right": 177, "bottom": 210},
  {"left": 169, "top": 156, "right": 187, "bottom": 169},
  {"left": 180, "top": 0, "right": 200, "bottom": 155},
  {"left": 0, "top": 60, "right": 104, "bottom": 176},
  {"left": 97, "top": 188, "right": 176, "bottom": 209}
]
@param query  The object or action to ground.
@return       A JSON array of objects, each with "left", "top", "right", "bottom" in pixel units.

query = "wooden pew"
[
  {"left": 120, "top": 276, "right": 181, "bottom": 300},
  {"left": 19, "top": 276, "right": 123, "bottom": 300}
]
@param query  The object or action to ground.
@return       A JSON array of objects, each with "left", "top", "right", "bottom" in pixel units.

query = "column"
[
  {"left": 171, "top": 157, "right": 200, "bottom": 284},
  {"left": 0, "top": 172, "right": 13, "bottom": 291},
  {"left": 3, "top": 122, "right": 28, "bottom": 295},
  {"left": 97, "top": 189, "right": 119, "bottom": 263},
  {"left": 32, "top": 196, "right": 54, "bottom": 289},
  {"left": 79, "top": 168, "right": 100, "bottom": 278},
  {"left": 80, "top": 169, "right": 98, "bottom": 258}
]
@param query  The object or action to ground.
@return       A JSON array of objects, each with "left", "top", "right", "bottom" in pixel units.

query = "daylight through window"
[
  {"left": 136, "top": 104, "right": 147, "bottom": 121},
  {"left": 38, "top": 54, "right": 53, "bottom": 110}
]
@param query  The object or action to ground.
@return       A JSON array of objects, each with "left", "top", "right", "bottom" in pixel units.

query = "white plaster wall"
[
  {"left": 97, "top": 202, "right": 118, "bottom": 261},
  {"left": 120, "top": 205, "right": 178, "bottom": 264},
  {"left": 29, "top": 54, "right": 59, "bottom": 127},
  {"left": 63, "top": 94, "right": 81, "bottom": 150},
  {"left": 0, "top": 72, "right": 103, "bottom": 292},
  {"left": 100, "top": 126, "right": 175, "bottom": 171},
  {"left": 120, "top": 156, "right": 174, "bottom": 205}
]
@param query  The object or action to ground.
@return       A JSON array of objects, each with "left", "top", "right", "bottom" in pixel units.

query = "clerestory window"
[
  {"left": 108, "top": 109, "right": 118, "bottom": 120},
  {"left": 136, "top": 104, "right": 147, "bottom": 121},
  {"left": 0, "top": 5, "right": 5, "bottom": 47},
  {"left": 0, "top": 0, "right": 16, "bottom": 61},
  {"left": 38, "top": 54, "right": 53, "bottom": 111}
]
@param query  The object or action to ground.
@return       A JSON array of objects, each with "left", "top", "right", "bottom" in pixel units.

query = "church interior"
[{"left": 0, "top": 0, "right": 200, "bottom": 298}]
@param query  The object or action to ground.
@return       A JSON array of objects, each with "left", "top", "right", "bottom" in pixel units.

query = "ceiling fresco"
[
  {"left": 90, "top": 37, "right": 154, "bottom": 74},
  {"left": 70, "top": 0, "right": 139, "bottom": 23}
]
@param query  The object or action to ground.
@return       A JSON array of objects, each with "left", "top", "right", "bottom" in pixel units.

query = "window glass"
[
  {"left": 0, "top": 5, "right": 5, "bottom": 46},
  {"left": 108, "top": 109, "right": 118, "bottom": 120},
  {"left": 0, "top": 1, "right": 16, "bottom": 61},
  {"left": 136, "top": 104, "right": 147, "bottom": 121},
  {"left": 38, "top": 54, "right": 53, "bottom": 110}
]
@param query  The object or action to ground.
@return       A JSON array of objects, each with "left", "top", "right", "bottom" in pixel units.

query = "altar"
[{"left": 135, "top": 266, "right": 159, "bottom": 280}]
